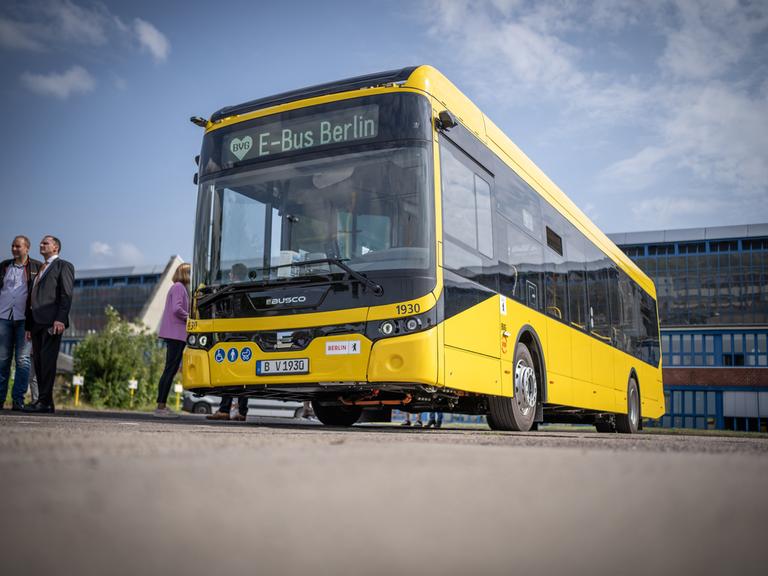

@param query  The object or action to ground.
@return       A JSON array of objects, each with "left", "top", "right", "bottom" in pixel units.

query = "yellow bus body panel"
[
  {"left": 443, "top": 296, "right": 501, "bottom": 395},
  {"left": 544, "top": 317, "right": 574, "bottom": 405},
  {"left": 183, "top": 348, "right": 210, "bottom": 389},
  {"left": 444, "top": 296, "right": 499, "bottom": 358},
  {"left": 445, "top": 347, "right": 500, "bottom": 395},
  {"left": 368, "top": 327, "right": 439, "bottom": 385}
]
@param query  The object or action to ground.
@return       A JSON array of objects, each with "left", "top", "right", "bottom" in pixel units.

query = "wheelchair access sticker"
[
  {"left": 240, "top": 347, "right": 252, "bottom": 362},
  {"left": 214, "top": 349, "right": 225, "bottom": 363}
]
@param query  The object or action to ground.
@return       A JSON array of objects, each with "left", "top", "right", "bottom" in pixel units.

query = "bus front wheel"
[
  {"left": 488, "top": 342, "right": 538, "bottom": 432},
  {"left": 615, "top": 378, "right": 640, "bottom": 434},
  {"left": 311, "top": 400, "right": 362, "bottom": 427}
]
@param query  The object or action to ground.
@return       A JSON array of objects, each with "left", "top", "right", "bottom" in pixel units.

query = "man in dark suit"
[{"left": 23, "top": 235, "right": 74, "bottom": 414}]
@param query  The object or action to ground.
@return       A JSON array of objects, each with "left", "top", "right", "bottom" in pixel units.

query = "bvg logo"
[{"left": 266, "top": 296, "right": 307, "bottom": 305}]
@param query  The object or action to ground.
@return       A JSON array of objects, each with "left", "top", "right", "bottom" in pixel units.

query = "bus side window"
[
  {"left": 441, "top": 140, "right": 494, "bottom": 259},
  {"left": 498, "top": 219, "right": 543, "bottom": 310},
  {"left": 567, "top": 267, "right": 587, "bottom": 329},
  {"left": 495, "top": 161, "right": 543, "bottom": 243},
  {"left": 639, "top": 291, "right": 660, "bottom": 365},
  {"left": 565, "top": 236, "right": 588, "bottom": 330},
  {"left": 545, "top": 267, "right": 568, "bottom": 321},
  {"left": 607, "top": 267, "right": 622, "bottom": 348},
  {"left": 441, "top": 143, "right": 478, "bottom": 251},
  {"left": 441, "top": 139, "right": 498, "bottom": 291},
  {"left": 587, "top": 264, "right": 611, "bottom": 340},
  {"left": 616, "top": 270, "right": 639, "bottom": 355}
]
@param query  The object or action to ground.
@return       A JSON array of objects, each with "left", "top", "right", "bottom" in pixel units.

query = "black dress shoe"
[
  {"left": 12, "top": 402, "right": 24, "bottom": 411},
  {"left": 22, "top": 402, "right": 55, "bottom": 414}
]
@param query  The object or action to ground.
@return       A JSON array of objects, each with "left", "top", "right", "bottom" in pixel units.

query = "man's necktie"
[{"left": 35, "top": 262, "right": 47, "bottom": 285}]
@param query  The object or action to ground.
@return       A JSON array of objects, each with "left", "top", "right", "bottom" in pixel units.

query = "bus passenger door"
[{"left": 440, "top": 139, "right": 501, "bottom": 396}]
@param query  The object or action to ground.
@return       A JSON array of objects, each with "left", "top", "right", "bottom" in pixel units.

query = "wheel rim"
[
  {"left": 514, "top": 358, "right": 537, "bottom": 416},
  {"left": 629, "top": 386, "right": 639, "bottom": 427}
]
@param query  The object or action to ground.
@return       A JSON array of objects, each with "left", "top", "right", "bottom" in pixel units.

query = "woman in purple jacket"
[{"left": 154, "top": 263, "right": 190, "bottom": 417}]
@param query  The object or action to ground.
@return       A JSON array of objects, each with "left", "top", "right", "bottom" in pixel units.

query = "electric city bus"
[{"left": 184, "top": 65, "right": 664, "bottom": 432}]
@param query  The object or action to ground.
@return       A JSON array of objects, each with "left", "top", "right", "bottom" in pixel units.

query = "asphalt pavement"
[{"left": 1, "top": 410, "right": 767, "bottom": 576}]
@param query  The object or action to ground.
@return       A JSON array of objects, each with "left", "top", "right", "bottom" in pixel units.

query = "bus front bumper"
[{"left": 182, "top": 326, "right": 439, "bottom": 391}]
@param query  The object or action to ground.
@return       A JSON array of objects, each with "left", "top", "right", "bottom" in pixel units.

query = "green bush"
[{"left": 73, "top": 307, "right": 166, "bottom": 408}]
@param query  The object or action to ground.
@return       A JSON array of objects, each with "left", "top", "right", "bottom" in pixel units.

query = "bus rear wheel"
[
  {"left": 487, "top": 342, "right": 538, "bottom": 432},
  {"left": 615, "top": 378, "right": 640, "bottom": 434},
  {"left": 311, "top": 400, "right": 362, "bottom": 427}
]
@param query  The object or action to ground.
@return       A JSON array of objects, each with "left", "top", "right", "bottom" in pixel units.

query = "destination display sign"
[{"left": 222, "top": 105, "right": 379, "bottom": 163}]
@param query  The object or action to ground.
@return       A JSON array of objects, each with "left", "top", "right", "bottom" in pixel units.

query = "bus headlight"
[
  {"left": 367, "top": 307, "right": 437, "bottom": 341},
  {"left": 380, "top": 321, "right": 396, "bottom": 336},
  {"left": 187, "top": 333, "right": 213, "bottom": 350}
]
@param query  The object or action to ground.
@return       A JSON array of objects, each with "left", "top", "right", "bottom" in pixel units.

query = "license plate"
[{"left": 256, "top": 358, "right": 309, "bottom": 375}]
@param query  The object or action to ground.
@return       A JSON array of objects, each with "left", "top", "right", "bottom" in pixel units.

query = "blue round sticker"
[
  {"left": 241, "top": 347, "right": 252, "bottom": 362},
  {"left": 227, "top": 348, "right": 239, "bottom": 362},
  {"left": 214, "top": 349, "right": 225, "bottom": 363}
]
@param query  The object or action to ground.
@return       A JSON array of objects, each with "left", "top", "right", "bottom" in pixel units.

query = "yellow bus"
[{"left": 184, "top": 65, "right": 664, "bottom": 432}]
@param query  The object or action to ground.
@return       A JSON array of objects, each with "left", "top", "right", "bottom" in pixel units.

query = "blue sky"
[{"left": 1, "top": 0, "right": 766, "bottom": 271}]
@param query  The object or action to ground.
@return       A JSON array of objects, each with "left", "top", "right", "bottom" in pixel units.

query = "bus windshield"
[{"left": 193, "top": 144, "right": 433, "bottom": 288}]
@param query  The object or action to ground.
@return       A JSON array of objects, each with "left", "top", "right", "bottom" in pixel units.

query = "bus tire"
[
  {"left": 193, "top": 402, "right": 212, "bottom": 415},
  {"left": 311, "top": 400, "right": 362, "bottom": 427},
  {"left": 595, "top": 421, "right": 615, "bottom": 433},
  {"left": 487, "top": 342, "right": 538, "bottom": 431},
  {"left": 615, "top": 378, "right": 640, "bottom": 434}
]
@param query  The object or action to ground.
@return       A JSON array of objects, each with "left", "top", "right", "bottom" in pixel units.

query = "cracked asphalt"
[{"left": 1, "top": 410, "right": 766, "bottom": 576}]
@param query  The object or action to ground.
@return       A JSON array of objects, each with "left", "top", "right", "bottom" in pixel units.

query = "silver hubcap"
[
  {"left": 629, "top": 386, "right": 639, "bottom": 426},
  {"left": 514, "top": 359, "right": 537, "bottom": 416}
]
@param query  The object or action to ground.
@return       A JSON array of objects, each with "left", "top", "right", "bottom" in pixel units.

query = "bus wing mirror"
[{"left": 435, "top": 110, "right": 458, "bottom": 131}]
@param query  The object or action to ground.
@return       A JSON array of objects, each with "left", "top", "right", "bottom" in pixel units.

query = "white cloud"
[
  {"left": 423, "top": 0, "right": 652, "bottom": 122},
  {"left": 49, "top": 0, "right": 109, "bottom": 45},
  {"left": 599, "top": 83, "right": 768, "bottom": 201},
  {"left": 421, "top": 0, "right": 768, "bottom": 229},
  {"left": 20, "top": 65, "right": 95, "bottom": 98},
  {"left": 0, "top": 17, "right": 45, "bottom": 50},
  {"left": 658, "top": 0, "right": 768, "bottom": 81},
  {"left": 1, "top": 2, "right": 172, "bottom": 64},
  {"left": 115, "top": 242, "right": 144, "bottom": 265},
  {"left": 630, "top": 196, "right": 728, "bottom": 228},
  {"left": 89, "top": 241, "right": 144, "bottom": 266},
  {"left": 0, "top": 0, "right": 111, "bottom": 51},
  {"left": 90, "top": 241, "right": 112, "bottom": 258},
  {"left": 133, "top": 18, "right": 169, "bottom": 63},
  {"left": 599, "top": 146, "right": 670, "bottom": 193}
]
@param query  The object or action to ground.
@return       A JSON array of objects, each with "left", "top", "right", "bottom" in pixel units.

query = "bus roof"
[{"left": 210, "top": 66, "right": 419, "bottom": 123}]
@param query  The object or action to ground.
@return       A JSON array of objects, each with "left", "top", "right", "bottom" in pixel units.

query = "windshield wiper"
[
  {"left": 196, "top": 258, "right": 382, "bottom": 307},
  {"left": 298, "top": 257, "right": 384, "bottom": 296},
  {"left": 196, "top": 281, "right": 264, "bottom": 307}
]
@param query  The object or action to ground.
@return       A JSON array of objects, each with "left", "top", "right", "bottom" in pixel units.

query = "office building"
[{"left": 609, "top": 224, "right": 768, "bottom": 431}]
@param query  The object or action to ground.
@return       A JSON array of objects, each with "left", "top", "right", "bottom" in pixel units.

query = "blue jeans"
[
  {"left": 429, "top": 411, "right": 443, "bottom": 424},
  {"left": 0, "top": 319, "right": 32, "bottom": 406}
]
